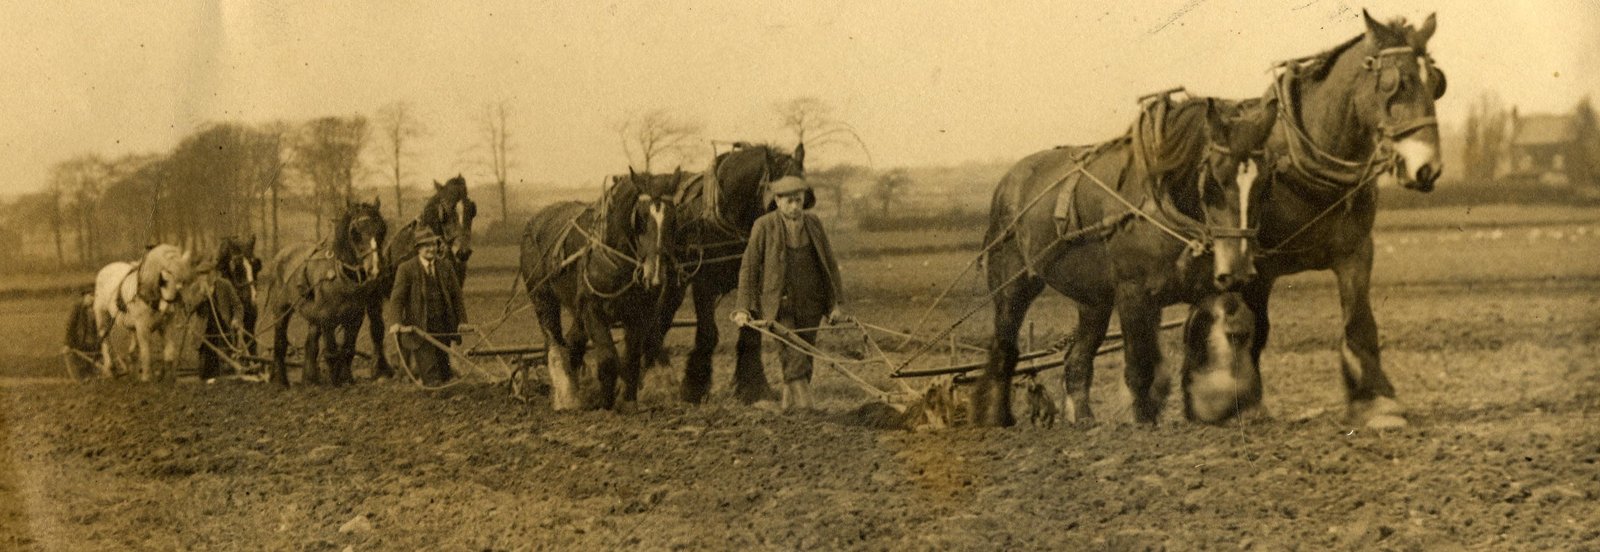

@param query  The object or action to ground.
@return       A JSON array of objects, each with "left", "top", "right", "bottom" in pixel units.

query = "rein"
[{"left": 1260, "top": 43, "right": 1434, "bottom": 256}]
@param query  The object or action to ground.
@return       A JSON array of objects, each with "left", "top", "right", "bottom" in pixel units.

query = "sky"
[{"left": 2, "top": 0, "right": 1597, "bottom": 197}]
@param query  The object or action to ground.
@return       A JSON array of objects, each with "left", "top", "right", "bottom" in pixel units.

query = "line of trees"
[{"left": 1, "top": 96, "right": 885, "bottom": 270}]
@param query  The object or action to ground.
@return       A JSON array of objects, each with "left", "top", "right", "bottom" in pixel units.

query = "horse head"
[
  {"left": 1198, "top": 98, "right": 1278, "bottom": 290},
  {"left": 715, "top": 142, "right": 806, "bottom": 232},
  {"left": 336, "top": 199, "right": 388, "bottom": 281},
  {"left": 215, "top": 234, "right": 262, "bottom": 303},
  {"left": 427, "top": 175, "right": 476, "bottom": 267},
  {"left": 615, "top": 167, "right": 683, "bottom": 289},
  {"left": 1317, "top": 11, "right": 1445, "bottom": 191},
  {"left": 140, "top": 244, "right": 201, "bottom": 310}
]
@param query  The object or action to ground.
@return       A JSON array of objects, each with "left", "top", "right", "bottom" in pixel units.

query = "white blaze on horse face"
[
  {"left": 641, "top": 201, "right": 667, "bottom": 287},
  {"left": 366, "top": 237, "right": 380, "bottom": 277},
  {"left": 1236, "top": 159, "right": 1258, "bottom": 255},
  {"left": 243, "top": 259, "right": 257, "bottom": 301}
]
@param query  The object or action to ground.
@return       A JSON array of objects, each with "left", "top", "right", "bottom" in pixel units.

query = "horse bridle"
[
  {"left": 1194, "top": 141, "right": 1264, "bottom": 251},
  {"left": 1363, "top": 45, "right": 1441, "bottom": 141}
]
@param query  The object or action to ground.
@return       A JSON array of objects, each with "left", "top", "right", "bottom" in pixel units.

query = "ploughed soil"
[{"left": 3, "top": 242, "right": 1600, "bottom": 549}]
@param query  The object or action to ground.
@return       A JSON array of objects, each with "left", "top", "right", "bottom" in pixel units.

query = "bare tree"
[
  {"left": 54, "top": 154, "right": 110, "bottom": 264},
  {"left": 1464, "top": 92, "right": 1507, "bottom": 182},
  {"left": 253, "top": 122, "right": 293, "bottom": 254},
  {"left": 376, "top": 101, "right": 427, "bottom": 219},
  {"left": 480, "top": 99, "right": 515, "bottom": 223},
  {"left": 614, "top": 108, "right": 703, "bottom": 172},
  {"left": 294, "top": 116, "right": 370, "bottom": 238},
  {"left": 774, "top": 97, "right": 872, "bottom": 166},
  {"left": 807, "top": 163, "right": 868, "bottom": 220}
]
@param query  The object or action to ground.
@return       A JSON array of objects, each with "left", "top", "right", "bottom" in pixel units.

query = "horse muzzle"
[{"left": 1393, "top": 136, "right": 1441, "bottom": 193}]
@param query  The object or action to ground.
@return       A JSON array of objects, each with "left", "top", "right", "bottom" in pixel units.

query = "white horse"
[{"left": 93, "top": 244, "right": 199, "bottom": 382}]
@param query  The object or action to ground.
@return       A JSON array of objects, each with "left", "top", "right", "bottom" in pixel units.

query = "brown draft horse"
[
  {"left": 376, "top": 176, "right": 476, "bottom": 378},
  {"left": 266, "top": 200, "right": 390, "bottom": 386},
  {"left": 977, "top": 96, "right": 1279, "bottom": 427},
  {"left": 520, "top": 169, "right": 681, "bottom": 411},
  {"left": 652, "top": 143, "right": 805, "bottom": 404},
  {"left": 1243, "top": 12, "right": 1445, "bottom": 429}
]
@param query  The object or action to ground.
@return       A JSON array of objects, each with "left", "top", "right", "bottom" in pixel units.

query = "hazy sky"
[{"left": 3, "top": 1, "right": 1597, "bottom": 197}]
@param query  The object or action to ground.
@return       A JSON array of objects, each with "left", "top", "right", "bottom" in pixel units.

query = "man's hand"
[
  {"left": 388, "top": 324, "right": 403, "bottom": 335},
  {"left": 730, "top": 310, "right": 751, "bottom": 327}
]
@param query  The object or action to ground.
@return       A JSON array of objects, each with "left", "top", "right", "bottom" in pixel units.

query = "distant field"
[{"left": 6, "top": 203, "right": 1596, "bottom": 299}]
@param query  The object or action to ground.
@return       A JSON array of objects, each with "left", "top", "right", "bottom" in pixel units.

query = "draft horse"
[
  {"left": 977, "top": 96, "right": 1278, "bottom": 427},
  {"left": 386, "top": 175, "right": 477, "bottom": 279},
  {"left": 1243, "top": 11, "right": 1446, "bottom": 428},
  {"left": 654, "top": 142, "right": 805, "bottom": 404},
  {"left": 520, "top": 169, "right": 682, "bottom": 411},
  {"left": 265, "top": 200, "right": 391, "bottom": 386},
  {"left": 92, "top": 244, "right": 200, "bottom": 382},
  {"left": 376, "top": 175, "right": 476, "bottom": 378}
]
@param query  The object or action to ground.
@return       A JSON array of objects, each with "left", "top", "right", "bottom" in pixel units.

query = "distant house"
[{"left": 1498, "top": 103, "right": 1600, "bottom": 188}]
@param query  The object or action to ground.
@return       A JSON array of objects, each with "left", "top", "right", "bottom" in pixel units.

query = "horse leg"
[
  {"left": 620, "top": 319, "right": 649, "bottom": 406},
  {"left": 975, "top": 270, "right": 1044, "bottom": 428},
  {"left": 1116, "top": 295, "right": 1166, "bottom": 425},
  {"left": 161, "top": 324, "right": 180, "bottom": 383},
  {"left": 134, "top": 322, "right": 154, "bottom": 383},
  {"left": 303, "top": 324, "right": 324, "bottom": 385},
  {"left": 655, "top": 280, "right": 687, "bottom": 371},
  {"left": 335, "top": 321, "right": 358, "bottom": 386},
  {"left": 325, "top": 324, "right": 346, "bottom": 385},
  {"left": 1333, "top": 241, "right": 1405, "bottom": 429},
  {"left": 1237, "top": 277, "right": 1276, "bottom": 422},
  {"left": 1062, "top": 302, "right": 1113, "bottom": 424},
  {"left": 581, "top": 307, "right": 621, "bottom": 411},
  {"left": 243, "top": 304, "right": 260, "bottom": 357},
  {"left": 535, "top": 295, "right": 580, "bottom": 411},
  {"left": 681, "top": 286, "right": 719, "bottom": 403},
  {"left": 366, "top": 301, "right": 393, "bottom": 380},
  {"left": 271, "top": 305, "right": 292, "bottom": 387},
  {"left": 564, "top": 321, "right": 589, "bottom": 378}
]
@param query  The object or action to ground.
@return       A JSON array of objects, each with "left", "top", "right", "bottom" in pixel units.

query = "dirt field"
[{"left": 3, "top": 208, "right": 1598, "bottom": 550}]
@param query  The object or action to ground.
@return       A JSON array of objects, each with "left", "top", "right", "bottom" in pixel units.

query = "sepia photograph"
[{"left": 2, "top": 1, "right": 1597, "bottom": 549}]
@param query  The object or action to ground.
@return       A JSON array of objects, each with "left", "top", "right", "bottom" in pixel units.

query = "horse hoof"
[
  {"left": 1365, "top": 414, "right": 1408, "bottom": 430},
  {"left": 1349, "top": 397, "right": 1408, "bottom": 429}
]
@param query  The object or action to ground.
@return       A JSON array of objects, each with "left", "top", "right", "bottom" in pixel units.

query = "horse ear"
[
  {"left": 1361, "top": 9, "right": 1402, "bottom": 45},
  {"left": 244, "top": 234, "right": 256, "bottom": 251},
  {"left": 793, "top": 142, "right": 806, "bottom": 165},
  {"left": 1411, "top": 13, "right": 1437, "bottom": 50},
  {"left": 628, "top": 166, "right": 639, "bottom": 181},
  {"left": 433, "top": 180, "right": 443, "bottom": 191},
  {"left": 1204, "top": 99, "right": 1232, "bottom": 143}
]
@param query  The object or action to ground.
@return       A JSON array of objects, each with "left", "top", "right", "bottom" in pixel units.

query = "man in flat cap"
[
  {"left": 387, "top": 226, "right": 467, "bottom": 385},
  {"left": 732, "top": 175, "right": 846, "bottom": 412}
]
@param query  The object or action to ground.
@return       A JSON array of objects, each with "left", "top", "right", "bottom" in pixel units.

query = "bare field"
[{"left": 2, "top": 207, "right": 1599, "bottom": 550}]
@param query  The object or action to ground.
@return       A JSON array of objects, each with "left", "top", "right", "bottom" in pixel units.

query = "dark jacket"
[
  {"left": 192, "top": 279, "right": 244, "bottom": 340},
  {"left": 735, "top": 211, "right": 843, "bottom": 322},
  {"left": 386, "top": 256, "right": 467, "bottom": 344}
]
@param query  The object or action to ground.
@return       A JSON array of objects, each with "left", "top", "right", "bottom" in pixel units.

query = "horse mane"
[
  {"left": 709, "top": 143, "right": 799, "bottom": 228},
  {"left": 1298, "top": 16, "right": 1417, "bottom": 81},
  {"left": 136, "top": 244, "right": 194, "bottom": 304},
  {"left": 332, "top": 202, "right": 384, "bottom": 265},
  {"left": 213, "top": 236, "right": 255, "bottom": 273},
  {"left": 419, "top": 175, "right": 469, "bottom": 229}
]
